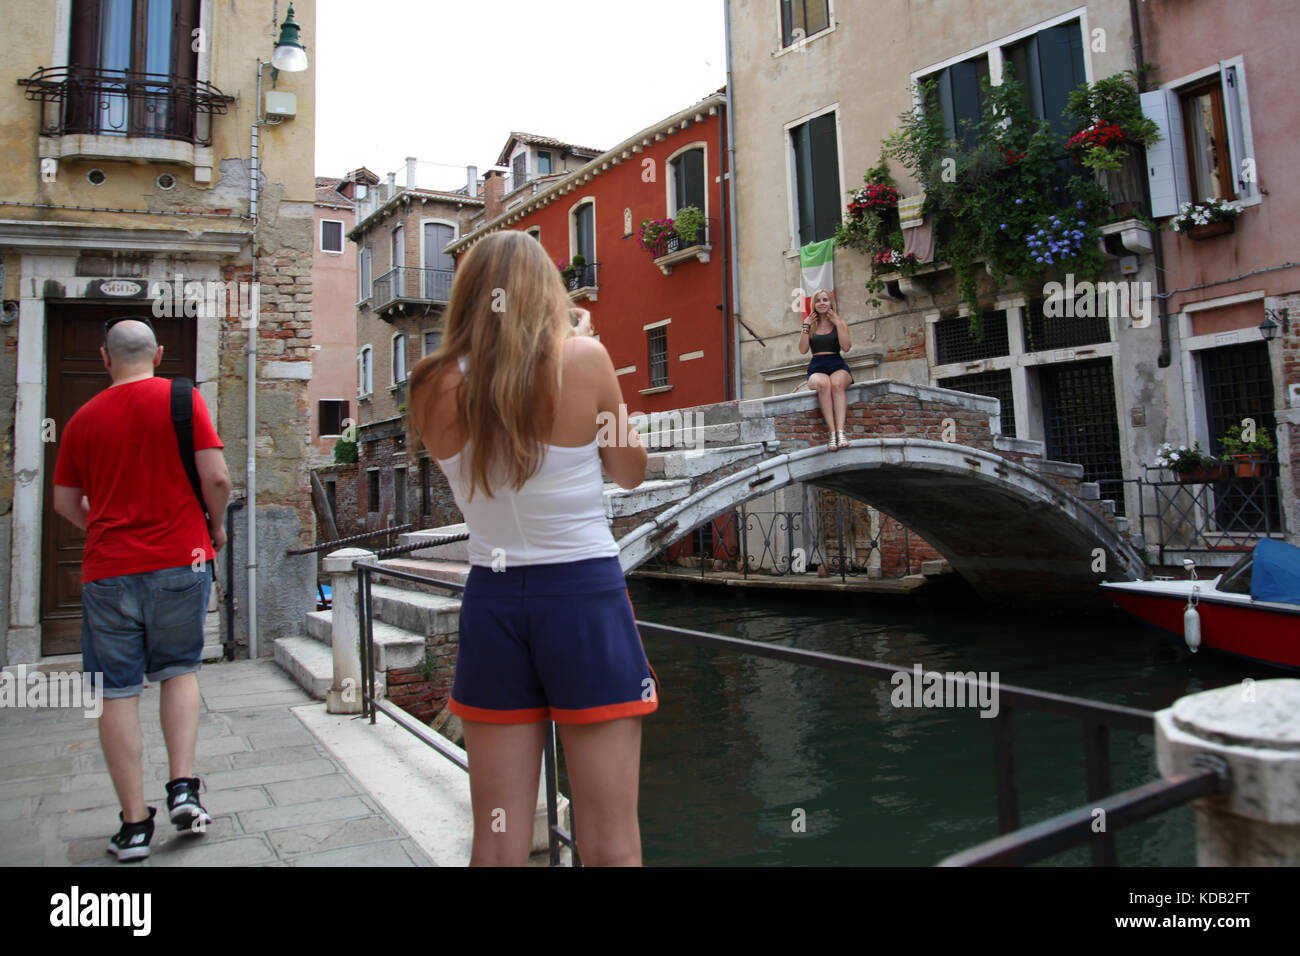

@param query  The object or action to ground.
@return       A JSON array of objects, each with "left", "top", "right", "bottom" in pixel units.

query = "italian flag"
[{"left": 799, "top": 238, "right": 835, "bottom": 318}]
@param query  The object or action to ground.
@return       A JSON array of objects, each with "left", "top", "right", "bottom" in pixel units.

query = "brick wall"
[{"left": 384, "top": 631, "right": 458, "bottom": 724}]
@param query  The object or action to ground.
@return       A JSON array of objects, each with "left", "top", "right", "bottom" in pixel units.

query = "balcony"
[
  {"left": 370, "top": 267, "right": 454, "bottom": 317},
  {"left": 19, "top": 66, "right": 233, "bottom": 174},
  {"left": 650, "top": 224, "right": 713, "bottom": 275},
  {"left": 563, "top": 262, "right": 599, "bottom": 302}
]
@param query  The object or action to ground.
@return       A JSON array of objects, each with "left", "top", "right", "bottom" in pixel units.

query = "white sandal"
[
  {"left": 837, "top": 430, "right": 849, "bottom": 448},
  {"left": 827, "top": 431, "right": 839, "bottom": 452}
]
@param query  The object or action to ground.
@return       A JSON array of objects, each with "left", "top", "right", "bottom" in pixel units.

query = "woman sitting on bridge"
[
  {"left": 407, "top": 230, "right": 657, "bottom": 867},
  {"left": 798, "top": 289, "right": 853, "bottom": 451}
]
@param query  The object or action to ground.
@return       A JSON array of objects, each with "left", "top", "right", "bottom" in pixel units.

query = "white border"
[
  {"left": 782, "top": 102, "right": 844, "bottom": 252},
  {"left": 664, "top": 141, "right": 710, "bottom": 220},
  {"left": 320, "top": 218, "right": 345, "bottom": 254}
]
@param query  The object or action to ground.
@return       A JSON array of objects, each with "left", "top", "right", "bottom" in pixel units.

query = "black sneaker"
[
  {"left": 108, "top": 807, "right": 156, "bottom": 862},
  {"left": 165, "top": 777, "right": 212, "bottom": 833}
]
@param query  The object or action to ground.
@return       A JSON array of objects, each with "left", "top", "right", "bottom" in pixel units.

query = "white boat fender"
[{"left": 1184, "top": 586, "right": 1201, "bottom": 653}]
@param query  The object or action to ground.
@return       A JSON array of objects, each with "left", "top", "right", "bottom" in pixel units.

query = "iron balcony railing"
[
  {"left": 563, "top": 262, "right": 599, "bottom": 292},
  {"left": 371, "top": 267, "right": 455, "bottom": 312},
  {"left": 19, "top": 66, "right": 233, "bottom": 147},
  {"left": 1138, "top": 463, "right": 1285, "bottom": 562},
  {"left": 352, "top": 551, "right": 1228, "bottom": 867},
  {"left": 647, "top": 223, "right": 712, "bottom": 259}
]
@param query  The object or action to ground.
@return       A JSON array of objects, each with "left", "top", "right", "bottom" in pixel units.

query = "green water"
[{"left": 625, "top": 577, "right": 1265, "bottom": 867}]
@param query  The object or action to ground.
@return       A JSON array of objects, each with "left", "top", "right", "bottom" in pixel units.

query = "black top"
[{"left": 808, "top": 324, "right": 841, "bottom": 354}]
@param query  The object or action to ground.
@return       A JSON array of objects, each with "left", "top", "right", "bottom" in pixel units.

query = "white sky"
[{"left": 315, "top": 0, "right": 727, "bottom": 189}]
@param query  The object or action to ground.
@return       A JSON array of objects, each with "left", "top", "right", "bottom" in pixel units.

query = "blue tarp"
[{"left": 1250, "top": 539, "right": 1300, "bottom": 605}]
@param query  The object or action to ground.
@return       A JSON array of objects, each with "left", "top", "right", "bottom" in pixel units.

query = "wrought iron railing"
[
  {"left": 1138, "top": 463, "right": 1285, "bottom": 562},
  {"left": 646, "top": 224, "right": 711, "bottom": 258},
  {"left": 371, "top": 267, "right": 455, "bottom": 311},
  {"left": 563, "top": 262, "right": 599, "bottom": 292},
  {"left": 352, "top": 556, "right": 1227, "bottom": 866},
  {"left": 19, "top": 66, "right": 233, "bottom": 147}
]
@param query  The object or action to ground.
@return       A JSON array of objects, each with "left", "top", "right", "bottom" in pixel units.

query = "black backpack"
[{"left": 170, "top": 377, "right": 213, "bottom": 547}]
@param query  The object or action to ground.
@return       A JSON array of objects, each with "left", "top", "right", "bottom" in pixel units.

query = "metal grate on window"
[
  {"left": 1039, "top": 359, "right": 1125, "bottom": 514},
  {"left": 649, "top": 326, "right": 668, "bottom": 387},
  {"left": 933, "top": 311, "right": 1010, "bottom": 366},
  {"left": 1202, "top": 342, "right": 1281, "bottom": 530},
  {"left": 938, "top": 370, "right": 1016, "bottom": 438},
  {"left": 1022, "top": 298, "right": 1111, "bottom": 353}
]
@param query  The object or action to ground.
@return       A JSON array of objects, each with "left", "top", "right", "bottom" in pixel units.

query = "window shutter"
[
  {"left": 1141, "top": 89, "right": 1188, "bottom": 218},
  {"left": 683, "top": 148, "right": 705, "bottom": 212},
  {"left": 69, "top": 0, "right": 102, "bottom": 68},
  {"left": 1219, "top": 62, "right": 1252, "bottom": 199},
  {"left": 791, "top": 122, "right": 815, "bottom": 245},
  {"left": 809, "top": 112, "right": 840, "bottom": 242},
  {"left": 172, "top": 0, "right": 199, "bottom": 80}
]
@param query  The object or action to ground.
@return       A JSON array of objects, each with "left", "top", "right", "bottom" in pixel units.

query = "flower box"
[
  {"left": 1186, "top": 219, "right": 1234, "bottom": 240},
  {"left": 1176, "top": 464, "right": 1228, "bottom": 483},
  {"left": 1229, "top": 453, "right": 1267, "bottom": 478}
]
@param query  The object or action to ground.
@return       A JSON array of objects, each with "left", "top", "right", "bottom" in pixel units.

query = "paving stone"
[
  {"left": 239, "top": 795, "right": 371, "bottom": 833},
  {"left": 265, "top": 774, "right": 356, "bottom": 806},
  {"left": 0, "top": 743, "right": 63, "bottom": 766},
  {"left": 147, "top": 835, "right": 276, "bottom": 867},
  {"left": 0, "top": 795, "right": 37, "bottom": 821},
  {"left": 290, "top": 839, "right": 420, "bottom": 867},
  {"left": 202, "top": 785, "right": 272, "bottom": 815},
  {"left": 228, "top": 745, "right": 323, "bottom": 770},
  {"left": 268, "top": 815, "right": 399, "bottom": 856},
  {"left": 202, "top": 758, "right": 338, "bottom": 791},
  {"left": 144, "top": 734, "right": 251, "bottom": 763},
  {"left": 400, "top": 838, "right": 437, "bottom": 867},
  {"left": 2, "top": 756, "right": 78, "bottom": 779},
  {"left": 245, "top": 727, "right": 315, "bottom": 750},
  {"left": 203, "top": 689, "right": 313, "bottom": 711},
  {"left": 38, "top": 787, "right": 123, "bottom": 814},
  {"left": 0, "top": 776, "right": 65, "bottom": 800}
]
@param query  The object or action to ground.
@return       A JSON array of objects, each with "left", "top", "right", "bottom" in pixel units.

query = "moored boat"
[{"left": 1100, "top": 539, "right": 1300, "bottom": 670}]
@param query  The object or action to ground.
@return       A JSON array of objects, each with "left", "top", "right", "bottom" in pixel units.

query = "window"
[
  {"left": 573, "top": 201, "right": 595, "bottom": 261},
  {"left": 536, "top": 150, "right": 553, "bottom": 175},
  {"left": 422, "top": 221, "right": 455, "bottom": 301},
  {"left": 391, "top": 224, "right": 405, "bottom": 275},
  {"left": 423, "top": 331, "right": 442, "bottom": 356},
  {"left": 1143, "top": 59, "right": 1256, "bottom": 217},
  {"left": 367, "top": 469, "right": 380, "bottom": 513},
  {"left": 358, "top": 244, "right": 372, "bottom": 301},
  {"left": 393, "top": 468, "right": 407, "bottom": 524},
  {"left": 648, "top": 326, "right": 668, "bottom": 387},
  {"left": 320, "top": 220, "right": 344, "bottom": 254},
  {"left": 318, "top": 399, "right": 348, "bottom": 437},
  {"left": 1181, "top": 81, "right": 1233, "bottom": 202},
  {"left": 670, "top": 147, "right": 706, "bottom": 215},
  {"left": 358, "top": 346, "right": 372, "bottom": 396},
  {"left": 940, "top": 371, "right": 1017, "bottom": 438},
  {"left": 1039, "top": 359, "right": 1125, "bottom": 514},
  {"left": 1201, "top": 342, "right": 1280, "bottom": 531},
  {"left": 392, "top": 334, "right": 407, "bottom": 384},
  {"left": 933, "top": 312, "right": 1011, "bottom": 365},
  {"left": 781, "top": 0, "right": 829, "bottom": 47},
  {"left": 922, "top": 56, "right": 990, "bottom": 151},
  {"left": 1001, "top": 21, "right": 1086, "bottom": 142},
  {"left": 526, "top": 227, "right": 541, "bottom": 243},
  {"left": 789, "top": 110, "right": 840, "bottom": 246},
  {"left": 512, "top": 152, "right": 527, "bottom": 189},
  {"left": 67, "top": 0, "right": 201, "bottom": 140}
]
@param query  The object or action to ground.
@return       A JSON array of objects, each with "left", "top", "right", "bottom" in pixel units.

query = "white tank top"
[{"left": 434, "top": 355, "right": 619, "bottom": 567}]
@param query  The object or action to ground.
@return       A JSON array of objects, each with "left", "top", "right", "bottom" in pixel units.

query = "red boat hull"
[{"left": 1107, "top": 591, "right": 1300, "bottom": 669}]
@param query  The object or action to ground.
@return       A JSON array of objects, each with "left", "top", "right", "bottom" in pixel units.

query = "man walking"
[{"left": 53, "top": 317, "right": 231, "bottom": 861}]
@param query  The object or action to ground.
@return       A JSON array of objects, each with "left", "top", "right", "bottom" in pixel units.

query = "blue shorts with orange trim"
[{"left": 447, "top": 555, "right": 660, "bottom": 725}]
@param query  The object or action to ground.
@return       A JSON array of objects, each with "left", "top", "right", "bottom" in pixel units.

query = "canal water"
[{"left": 622, "top": 576, "right": 1263, "bottom": 867}]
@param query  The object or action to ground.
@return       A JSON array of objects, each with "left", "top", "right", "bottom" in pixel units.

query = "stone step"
[
  {"left": 399, "top": 525, "right": 469, "bottom": 561},
  {"left": 647, "top": 441, "right": 775, "bottom": 480},
  {"left": 273, "top": 636, "right": 333, "bottom": 701},
  {"left": 300, "top": 607, "right": 429, "bottom": 672},
  {"left": 603, "top": 477, "right": 692, "bottom": 518},
  {"left": 369, "top": 583, "right": 461, "bottom": 638},
  {"left": 379, "top": 557, "right": 471, "bottom": 588}
]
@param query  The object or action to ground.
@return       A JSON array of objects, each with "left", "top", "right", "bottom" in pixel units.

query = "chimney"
[
  {"left": 483, "top": 169, "right": 506, "bottom": 222},
  {"left": 467, "top": 165, "right": 478, "bottom": 196},
  {"left": 405, "top": 157, "right": 417, "bottom": 188},
  {"left": 386, "top": 171, "right": 396, "bottom": 199}
]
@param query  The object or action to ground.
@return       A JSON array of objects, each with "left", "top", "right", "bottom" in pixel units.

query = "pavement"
[{"left": 0, "top": 657, "right": 475, "bottom": 867}]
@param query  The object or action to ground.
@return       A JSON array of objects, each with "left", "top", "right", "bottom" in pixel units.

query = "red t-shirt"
[{"left": 53, "top": 377, "right": 224, "bottom": 583}]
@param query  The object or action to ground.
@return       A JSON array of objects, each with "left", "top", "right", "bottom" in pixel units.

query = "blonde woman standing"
[
  {"left": 408, "top": 231, "right": 656, "bottom": 866},
  {"left": 797, "top": 289, "right": 853, "bottom": 450}
]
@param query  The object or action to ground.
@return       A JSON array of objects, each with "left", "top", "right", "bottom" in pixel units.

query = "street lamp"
[
  {"left": 1259, "top": 308, "right": 1288, "bottom": 342},
  {"left": 271, "top": 4, "right": 308, "bottom": 73}
]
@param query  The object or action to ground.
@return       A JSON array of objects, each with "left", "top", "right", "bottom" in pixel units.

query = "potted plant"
[
  {"left": 1154, "top": 442, "right": 1225, "bottom": 483},
  {"left": 1064, "top": 71, "right": 1161, "bottom": 217},
  {"left": 1218, "top": 424, "right": 1275, "bottom": 477},
  {"left": 671, "top": 205, "right": 705, "bottom": 248},
  {"left": 638, "top": 217, "right": 675, "bottom": 257},
  {"left": 1171, "top": 198, "right": 1241, "bottom": 239},
  {"left": 568, "top": 254, "right": 587, "bottom": 289}
]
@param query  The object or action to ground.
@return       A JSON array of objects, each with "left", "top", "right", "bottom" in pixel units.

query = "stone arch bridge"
[{"left": 603, "top": 381, "right": 1144, "bottom": 604}]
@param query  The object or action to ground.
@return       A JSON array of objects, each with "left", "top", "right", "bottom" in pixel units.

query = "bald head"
[{"left": 105, "top": 320, "right": 159, "bottom": 365}]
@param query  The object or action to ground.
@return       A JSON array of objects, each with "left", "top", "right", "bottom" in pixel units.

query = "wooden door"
[{"left": 41, "top": 302, "right": 196, "bottom": 655}]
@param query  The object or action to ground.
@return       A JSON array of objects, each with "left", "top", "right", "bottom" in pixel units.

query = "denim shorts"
[
  {"left": 807, "top": 353, "right": 853, "bottom": 381},
  {"left": 447, "top": 556, "right": 660, "bottom": 725},
  {"left": 81, "top": 564, "right": 212, "bottom": 699}
]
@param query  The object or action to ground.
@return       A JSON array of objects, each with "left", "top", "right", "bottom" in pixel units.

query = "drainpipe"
[
  {"left": 1128, "top": 0, "right": 1172, "bottom": 368},
  {"left": 724, "top": 0, "right": 743, "bottom": 400}
]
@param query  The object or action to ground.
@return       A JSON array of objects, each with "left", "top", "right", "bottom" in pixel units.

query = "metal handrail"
[{"left": 285, "top": 523, "right": 414, "bottom": 556}]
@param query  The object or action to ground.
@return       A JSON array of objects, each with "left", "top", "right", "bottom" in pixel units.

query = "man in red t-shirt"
[{"left": 53, "top": 317, "right": 231, "bottom": 861}]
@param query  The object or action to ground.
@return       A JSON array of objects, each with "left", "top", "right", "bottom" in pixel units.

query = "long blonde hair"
[
  {"left": 408, "top": 230, "right": 572, "bottom": 500},
  {"left": 809, "top": 288, "right": 834, "bottom": 328}
]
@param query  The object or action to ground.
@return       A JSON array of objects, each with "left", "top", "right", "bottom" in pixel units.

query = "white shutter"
[
  {"left": 1220, "top": 62, "right": 1252, "bottom": 199},
  {"left": 1141, "top": 90, "right": 1178, "bottom": 218}
]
